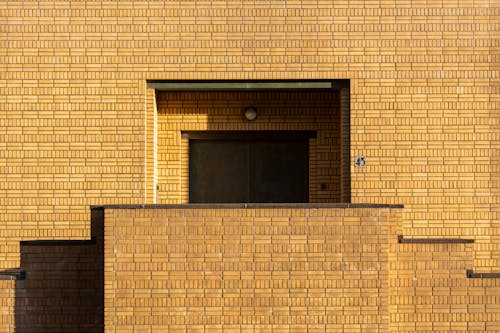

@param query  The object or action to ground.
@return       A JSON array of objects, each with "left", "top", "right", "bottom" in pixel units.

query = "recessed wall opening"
[
  {"left": 187, "top": 131, "right": 314, "bottom": 203},
  {"left": 149, "top": 80, "right": 350, "bottom": 204}
]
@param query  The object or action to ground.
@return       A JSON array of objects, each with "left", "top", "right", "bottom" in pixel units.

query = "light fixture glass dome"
[{"left": 243, "top": 107, "right": 258, "bottom": 121}]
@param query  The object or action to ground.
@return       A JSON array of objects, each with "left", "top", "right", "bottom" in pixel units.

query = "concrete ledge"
[
  {"left": 467, "top": 270, "right": 500, "bottom": 279},
  {"left": 91, "top": 203, "right": 404, "bottom": 210},
  {"left": 0, "top": 269, "right": 26, "bottom": 280},
  {"left": 20, "top": 237, "right": 96, "bottom": 246},
  {"left": 398, "top": 235, "right": 474, "bottom": 244},
  {"left": 146, "top": 79, "right": 350, "bottom": 90}
]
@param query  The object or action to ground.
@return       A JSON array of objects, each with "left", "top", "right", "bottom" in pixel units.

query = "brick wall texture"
[
  {"left": 16, "top": 240, "right": 103, "bottom": 332},
  {"left": 104, "top": 206, "right": 500, "bottom": 333},
  {"left": 0, "top": 0, "right": 499, "bottom": 332},
  {"left": 104, "top": 207, "right": 399, "bottom": 333}
]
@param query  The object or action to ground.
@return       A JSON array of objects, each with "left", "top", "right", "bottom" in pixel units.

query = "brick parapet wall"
[
  {"left": 104, "top": 206, "right": 400, "bottom": 332},
  {"left": 103, "top": 206, "right": 500, "bottom": 332}
]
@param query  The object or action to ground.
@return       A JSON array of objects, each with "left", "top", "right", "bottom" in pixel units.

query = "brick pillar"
[{"left": 340, "top": 87, "right": 351, "bottom": 203}]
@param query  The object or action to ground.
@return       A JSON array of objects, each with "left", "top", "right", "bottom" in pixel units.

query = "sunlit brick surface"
[
  {"left": 389, "top": 243, "right": 500, "bottom": 333},
  {"left": 104, "top": 206, "right": 399, "bottom": 332},
  {"left": 0, "top": 0, "right": 499, "bottom": 331}
]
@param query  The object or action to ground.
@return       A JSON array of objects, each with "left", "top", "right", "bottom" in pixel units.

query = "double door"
[{"left": 189, "top": 138, "right": 309, "bottom": 203}]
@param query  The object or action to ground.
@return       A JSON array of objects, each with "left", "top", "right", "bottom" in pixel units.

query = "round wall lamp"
[{"left": 243, "top": 107, "right": 258, "bottom": 121}]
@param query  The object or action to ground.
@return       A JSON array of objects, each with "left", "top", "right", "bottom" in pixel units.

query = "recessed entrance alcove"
[{"left": 146, "top": 80, "right": 351, "bottom": 205}]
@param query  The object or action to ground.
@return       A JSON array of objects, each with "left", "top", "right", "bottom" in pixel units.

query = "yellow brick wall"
[
  {"left": 155, "top": 90, "right": 341, "bottom": 203},
  {"left": 104, "top": 206, "right": 500, "bottom": 333},
  {"left": 0, "top": 1, "right": 496, "bottom": 262},
  {"left": 104, "top": 206, "right": 400, "bottom": 332},
  {"left": 388, "top": 242, "right": 500, "bottom": 333},
  {"left": 0, "top": 0, "right": 499, "bottom": 331}
]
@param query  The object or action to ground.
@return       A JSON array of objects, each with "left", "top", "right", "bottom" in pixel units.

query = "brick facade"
[
  {"left": 0, "top": 0, "right": 499, "bottom": 332},
  {"left": 104, "top": 205, "right": 399, "bottom": 332}
]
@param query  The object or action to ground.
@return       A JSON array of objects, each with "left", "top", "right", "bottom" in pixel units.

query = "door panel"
[
  {"left": 249, "top": 141, "right": 308, "bottom": 203},
  {"left": 189, "top": 138, "right": 309, "bottom": 203},
  {"left": 189, "top": 140, "right": 249, "bottom": 203}
]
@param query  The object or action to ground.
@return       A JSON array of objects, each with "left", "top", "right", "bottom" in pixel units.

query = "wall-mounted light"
[{"left": 243, "top": 107, "right": 258, "bottom": 121}]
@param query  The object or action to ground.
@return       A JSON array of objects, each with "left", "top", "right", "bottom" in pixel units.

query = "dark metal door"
[
  {"left": 249, "top": 141, "right": 308, "bottom": 203},
  {"left": 189, "top": 140, "right": 249, "bottom": 203},
  {"left": 189, "top": 139, "right": 309, "bottom": 203}
]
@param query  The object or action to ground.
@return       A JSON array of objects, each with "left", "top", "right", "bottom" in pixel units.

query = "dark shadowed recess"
[{"left": 14, "top": 209, "right": 104, "bottom": 333}]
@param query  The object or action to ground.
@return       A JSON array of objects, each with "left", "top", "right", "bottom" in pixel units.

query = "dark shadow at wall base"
[{"left": 14, "top": 209, "right": 104, "bottom": 333}]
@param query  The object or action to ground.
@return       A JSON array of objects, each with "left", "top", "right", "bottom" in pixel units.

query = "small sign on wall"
[{"left": 354, "top": 156, "right": 366, "bottom": 168}]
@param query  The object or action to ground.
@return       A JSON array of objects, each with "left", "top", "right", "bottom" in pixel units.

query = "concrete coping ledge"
[
  {"left": 20, "top": 237, "right": 96, "bottom": 246},
  {"left": 91, "top": 203, "right": 404, "bottom": 210},
  {"left": 147, "top": 79, "right": 350, "bottom": 91},
  {"left": 467, "top": 270, "right": 500, "bottom": 279},
  {"left": 398, "top": 235, "right": 474, "bottom": 244},
  {"left": 0, "top": 269, "right": 26, "bottom": 280}
]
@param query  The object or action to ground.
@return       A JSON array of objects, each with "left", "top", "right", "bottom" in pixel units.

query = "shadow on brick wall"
[{"left": 14, "top": 209, "right": 104, "bottom": 333}]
